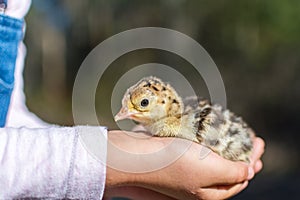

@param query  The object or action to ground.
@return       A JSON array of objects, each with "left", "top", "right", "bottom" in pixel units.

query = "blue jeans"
[{"left": 0, "top": 14, "right": 24, "bottom": 126}]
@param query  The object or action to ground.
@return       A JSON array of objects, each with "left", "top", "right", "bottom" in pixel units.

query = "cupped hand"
[{"left": 104, "top": 131, "right": 265, "bottom": 200}]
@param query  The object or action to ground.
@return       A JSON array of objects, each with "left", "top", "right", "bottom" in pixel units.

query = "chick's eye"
[{"left": 140, "top": 99, "right": 149, "bottom": 107}]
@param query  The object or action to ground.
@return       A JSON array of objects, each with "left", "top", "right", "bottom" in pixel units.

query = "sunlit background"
[{"left": 24, "top": 0, "right": 300, "bottom": 199}]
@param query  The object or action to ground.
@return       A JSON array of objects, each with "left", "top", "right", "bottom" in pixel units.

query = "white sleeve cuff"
[{"left": 67, "top": 126, "right": 108, "bottom": 199}]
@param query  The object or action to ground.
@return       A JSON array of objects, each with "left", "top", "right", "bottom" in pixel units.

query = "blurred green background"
[{"left": 24, "top": 0, "right": 300, "bottom": 199}]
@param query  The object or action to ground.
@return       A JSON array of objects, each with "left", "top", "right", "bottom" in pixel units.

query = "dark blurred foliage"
[{"left": 24, "top": 0, "right": 300, "bottom": 199}]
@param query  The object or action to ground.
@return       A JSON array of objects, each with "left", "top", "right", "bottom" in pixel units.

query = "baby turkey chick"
[{"left": 114, "top": 76, "right": 255, "bottom": 162}]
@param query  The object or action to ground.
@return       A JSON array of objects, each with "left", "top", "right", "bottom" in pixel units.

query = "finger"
[
  {"left": 254, "top": 160, "right": 263, "bottom": 173},
  {"left": 249, "top": 137, "right": 265, "bottom": 176},
  {"left": 203, "top": 153, "right": 250, "bottom": 185},
  {"left": 250, "top": 137, "right": 265, "bottom": 165},
  {"left": 205, "top": 137, "right": 264, "bottom": 184},
  {"left": 199, "top": 181, "right": 248, "bottom": 200}
]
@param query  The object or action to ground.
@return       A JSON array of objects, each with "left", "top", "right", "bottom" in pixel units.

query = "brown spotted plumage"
[{"left": 115, "top": 76, "right": 255, "bottom": 162}]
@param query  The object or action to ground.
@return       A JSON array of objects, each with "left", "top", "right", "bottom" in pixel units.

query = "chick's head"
[{"left": 114, "top": 76, "right": 183, "bottom": 125}]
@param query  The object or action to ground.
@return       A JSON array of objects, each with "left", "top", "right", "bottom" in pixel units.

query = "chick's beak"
[{"left": 114, "top": 107, "right": 134, "bottom": 121}]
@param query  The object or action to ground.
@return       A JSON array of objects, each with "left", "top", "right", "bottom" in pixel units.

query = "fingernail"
[{"left": 248, "top": 167, "right": 254, "bottom": 180}]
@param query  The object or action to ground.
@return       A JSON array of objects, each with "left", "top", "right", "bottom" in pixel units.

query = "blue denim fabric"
[{"left": 0, "top": 14, "right": 24, "bottom": 126}]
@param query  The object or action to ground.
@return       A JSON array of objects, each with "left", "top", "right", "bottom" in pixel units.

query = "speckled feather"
[{"left": 115, "top": 76, "right": 255, "bottom": 162}]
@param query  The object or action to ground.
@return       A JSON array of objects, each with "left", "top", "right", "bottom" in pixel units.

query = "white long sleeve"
[
  {"left": 5, "top": 0, "right": 48, "bottom": 128},
  {"left": 2, "top": 2, "right": 108, "bottom": 199},
  {"left": 0, "top": 126, "right": 107, "bottom": 199}
]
